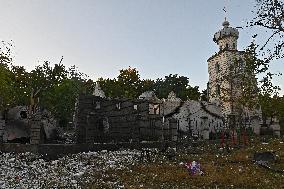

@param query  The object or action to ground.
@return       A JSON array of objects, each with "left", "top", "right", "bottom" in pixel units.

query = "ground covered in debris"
[
  {"left": 0, "top": 138, "right": 283, "bottom": 189},
  {"left": 0, "top": 150, "right": 139, "bottom": 189},
  {"left": 90, "top": 138, "right": 284, "bottom": 189}
]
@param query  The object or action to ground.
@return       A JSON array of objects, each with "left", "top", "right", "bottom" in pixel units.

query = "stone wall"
[
  {"left": 30, "top": 114, "right": 44, "bottom": 144},
  {"left": 75, "top": 94, "right": 178, "bottom": 143},
  {"left": 208, "top": 50, "right": 244, "bottom": 115}
]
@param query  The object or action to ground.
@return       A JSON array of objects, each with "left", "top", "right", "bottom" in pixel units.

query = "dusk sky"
[{"left": 0, "top": 0, "right": 283, "bottom": 94}]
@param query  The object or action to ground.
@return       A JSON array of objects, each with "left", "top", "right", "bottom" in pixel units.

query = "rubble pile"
[{"left": 0, "top": 150, "right": 140, "bottom": 189}]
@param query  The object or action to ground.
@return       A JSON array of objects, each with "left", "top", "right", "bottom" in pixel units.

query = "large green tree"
[
  {"left": 154, "top": 74, "right": 200, "bottom": 101},
  {"left": 98, "top": 67, "right": 155, "bottom": 99},
  {"left": 28, "top": 62, "right": 90, "bottom": 127},
  {"left": 0, "top": 42, "right": 15, "bottom": 111},
  {"left": 98, "top": 68, "right": 200, "bottom": 100}
]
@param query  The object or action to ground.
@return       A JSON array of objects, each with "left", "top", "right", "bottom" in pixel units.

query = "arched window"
[
  {"left": 216, "top": 84, "right": 221, "bottom": 96},
  {"left": 239, "top": 59, "right": 244, "bottom": 70},
  {"left": 215, "top": 62, "right": 220, "bottom": 73},
  {"left": 225, "top": 43, "right": 229, "bottom": 49},
  {"left": 233, "top": 43, "right": 236, "bottom": 49}
]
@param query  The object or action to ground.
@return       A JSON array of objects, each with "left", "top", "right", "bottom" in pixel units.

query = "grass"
[{"left": 90, "top": 138, "right": 284, "bottom": 189}]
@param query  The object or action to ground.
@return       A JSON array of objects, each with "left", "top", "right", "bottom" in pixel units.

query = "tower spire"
[{"left": 223, "top": 0, "right": 228, "bottom": 21}]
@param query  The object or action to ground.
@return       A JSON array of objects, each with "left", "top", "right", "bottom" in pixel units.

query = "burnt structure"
[
  {"left": 75, "top": 94, "right": 178, "bottom": 143},
  {"left": 0, "top": 106, "right": 58, "bottom": 144}
]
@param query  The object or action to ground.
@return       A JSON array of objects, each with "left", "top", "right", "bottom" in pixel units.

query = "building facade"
[
  {"left": 207, "top": 20, "right": 245, "bottom": 116},
  {"left": 207, "top": 20, "right": 263, "bottom": 134}
]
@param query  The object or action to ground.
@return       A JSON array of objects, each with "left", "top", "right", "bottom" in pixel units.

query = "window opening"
[
  {"left": 134, "top": 104, "right": 138, "bottom": 110},
  {"left": 95, "top": 102, "right": 101, "bottom": 109},
  {"left": 116, "top": 103, "right": 121, "bottom": 110},
  {"left": 216, "top": 85, "right": 221, "bottom": 96}
]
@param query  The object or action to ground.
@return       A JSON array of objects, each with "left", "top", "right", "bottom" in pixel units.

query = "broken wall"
[{"left": 75, "top": 94, "right": 177, "bottom": 143}]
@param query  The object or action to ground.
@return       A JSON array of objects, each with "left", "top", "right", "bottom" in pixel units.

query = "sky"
[{"left": 0, "top": 0, "right": 283, "bottom": 95}]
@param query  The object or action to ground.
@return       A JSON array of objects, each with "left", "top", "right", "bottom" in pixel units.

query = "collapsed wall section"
[{"left": 75, "top": 94, "right": 178, "bottom": 143}]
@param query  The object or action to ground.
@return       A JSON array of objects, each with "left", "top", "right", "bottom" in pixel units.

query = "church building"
[
  {"left": 207, "top": 19, "right": 262, "bottom": 134},
  {"left": 207, "top": 19, "right": 245, "bottom": 116}
]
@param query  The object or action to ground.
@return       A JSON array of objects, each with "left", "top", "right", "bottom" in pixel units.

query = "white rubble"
[{"left": 0, "top": 150, "right": 140, "bottom": 189}]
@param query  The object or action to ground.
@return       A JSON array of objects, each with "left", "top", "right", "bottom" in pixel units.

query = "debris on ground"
[
  {"left": 253, "top": 151, "right": 284, "bottom": 173},
  {"left": 253, "top": 151, "right": 276, "bottom": 162},
  {"left": 184, "top": 160, "right": 204, "bottom": 176},
  {"left": 0, "top": 150, "right": 140, "bottom": 189}
]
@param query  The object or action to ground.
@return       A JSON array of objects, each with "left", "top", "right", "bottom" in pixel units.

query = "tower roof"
[{"left": 213, "top": 20, "right": 239, "bottom": 43}]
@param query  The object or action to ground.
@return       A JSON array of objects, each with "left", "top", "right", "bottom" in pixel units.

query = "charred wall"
[{"left": 75, "top": 94, "right": 177, "bottom": 143}]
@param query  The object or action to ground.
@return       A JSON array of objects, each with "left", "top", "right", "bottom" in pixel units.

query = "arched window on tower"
[
  {"left": 215, "top": 62, "right": 220, "bottom": 73},
  {"left": 225, "top": 43, "right": 229, "bottom": 49},
  {"left": 216, "top": 84, "right": 221, "bottom": 96},
  {"left": 239, "top": 59, "right": 244, "bottom": 70}
]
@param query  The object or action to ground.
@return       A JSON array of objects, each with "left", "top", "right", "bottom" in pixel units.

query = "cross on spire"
[{"left": 223, "top": 0, "right": 228, "bottom": 21}]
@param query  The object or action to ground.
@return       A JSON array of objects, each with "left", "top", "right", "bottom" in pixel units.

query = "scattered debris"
[
  {"left": 184, "top": 160, "right": 204, "bottom": 176},
  {"left": 253, "top": 151, "right": 284, "bottom": 173},
  {"left": 253, "top": 151, "right": 276, "bottom": 163},
  {"left": 0, "top": 149, "right": 140, "bottom": 188},
  {"left": 165, "top": 147, "right": 176, "bottom": 161}
]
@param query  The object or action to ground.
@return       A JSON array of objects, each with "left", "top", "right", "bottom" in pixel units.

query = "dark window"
[
  {"left": 149, "top": 104, "right": 160, "bottom": 115},
  {"left": 216, "top": 84, "right": 221, "bottom": 96},
  {"left": 215, "top": 63, "right": 220, "bottom": 73},
  {"left": 233, "top": 43, "right": 236, "bottom": 49},
  {"left": 225, "top": 43, "right": 229, "bottom": 49},
  {"left": 98, "top": 118, "right": 104, "bottom": 132},
  {"left": 239, "top": 59, "right": 244, "bottom": 69},
  {"left": 20, "top": 111, "right": 27, "bottom": 119}
]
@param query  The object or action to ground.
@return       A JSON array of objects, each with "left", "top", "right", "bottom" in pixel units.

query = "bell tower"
[
  {"left": 213, "top": 20, "right": 239, "bottom": 51},
  {"left": 207, "top": 20, "right": 243, "bottom": 116}
]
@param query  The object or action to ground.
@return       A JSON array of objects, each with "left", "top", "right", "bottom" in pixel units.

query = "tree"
[
  {"left": 250, "top": 0, "right": 284, "bottom": 60},
  {"left": 117, "top": 67, "right": 142, "bottom": 99},
  {"left": 25, "top": 61, "right": 89, "bottom": 127},
  {"left": 200, "top": 89, "right": 208, "bottom": 101},
  {"left": 218, "top": 42, "right": 277, "bottom": 126},
  {"left": 0, "top": 63, "right": 13, "bottom": 111},
  {"left": 259, "top": 94, "right": 282, "bottom": 123},
  {"left": 0, "top": 41, "right": 14, "bottom": 111},
  {"left": 10, "top": 65, "right": 30, "bottom": 106},
  {"left": 141, "top": 79, "right": 155, "bottom": 93},
  {"left": 98, "top": 78, "right": 122, "bottom": 98},
  {"left": 154, "top": 74, "right": 200, "bottom": 100},
  {"left": 99, "top": 69, "right": 200, "bottom": 100},
  {"left": 98, "top": 67, "right": 154, "bottom": 99},
  {"left": 47, "top": 79, "right": 85, "bottom": 127}
]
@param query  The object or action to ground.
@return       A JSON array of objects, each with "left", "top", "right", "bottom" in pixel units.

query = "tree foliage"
[
  {"left": 0, "top": 42, "right": 16, "bottom": 110},
  {"left": 98, "top": 68, "right": 200, "bottom": 101},
  {"left": 250, "top": 0, "right": 284, "bottom": 60},
  {"left": 0, "top": 52, "right": 90, "bottom": 127},
  {"left": 154, "top": 74, "right": 200, "bottom": 101},
  {"left": 98, "top": 67, "right": 146, "bottom": 99},
  {"left": 0, "top": 42, "right": 201, "bottom": 127},
  {"left": 218, "top": 42, "right": 279, "bottom": 120},
  {"left": 98, "top": 67, "right": 155, "bottom": 99}
]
